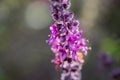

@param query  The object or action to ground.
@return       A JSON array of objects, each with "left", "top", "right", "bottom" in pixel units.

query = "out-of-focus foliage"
[
  {"left": 101, "top": 0, "right": 120, "bottom": 37},
  {"left": 3, "top": 0, "right": 29, "bottom": 9}
]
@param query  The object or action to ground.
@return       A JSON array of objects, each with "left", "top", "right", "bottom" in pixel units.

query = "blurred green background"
[{"left": 0, "top": 0, "right": 120, "bottom": 80}]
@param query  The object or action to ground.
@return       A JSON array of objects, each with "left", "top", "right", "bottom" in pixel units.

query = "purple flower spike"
[{"left": 47, "top": 0, "right": 91, "bottom": 80}]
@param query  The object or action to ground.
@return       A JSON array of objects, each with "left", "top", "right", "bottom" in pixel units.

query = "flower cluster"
[
  {"left": 47, "top": 0, "right": 91, "bottom": 80},
  {"left": 48, "top": 0, "right": 90, "bottom": 67}
]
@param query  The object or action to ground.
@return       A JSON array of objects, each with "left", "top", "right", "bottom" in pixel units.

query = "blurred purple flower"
[
  {"left": 110, "top": 68, "right": 120, "bottom": 79},
  {"left": 99, "top": 52, "right": 115, "bottom": 68},
  {"left": 48, "top": 0, "right": 90, "bottom": 67},
  {"left": 47, "top": 0, "right": 91, "bottom": 80}
]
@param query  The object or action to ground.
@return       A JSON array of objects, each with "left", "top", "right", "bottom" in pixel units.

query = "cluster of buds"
[{"left": 47, "top": 0, "right": 91, "bottom": 80}]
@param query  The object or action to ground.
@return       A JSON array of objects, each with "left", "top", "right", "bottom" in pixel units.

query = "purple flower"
[
  {"left": 99, "top": 52, "right": 115, "bottom": 68},
  {"left": 47, "top": 0, "right": 91, "bottom": 80},
  {"left": 48, "top": 0, "right": 90, "bottom": 65},
  {"left": 110, "top": 68, "right": 120, "bottom": 79}
]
